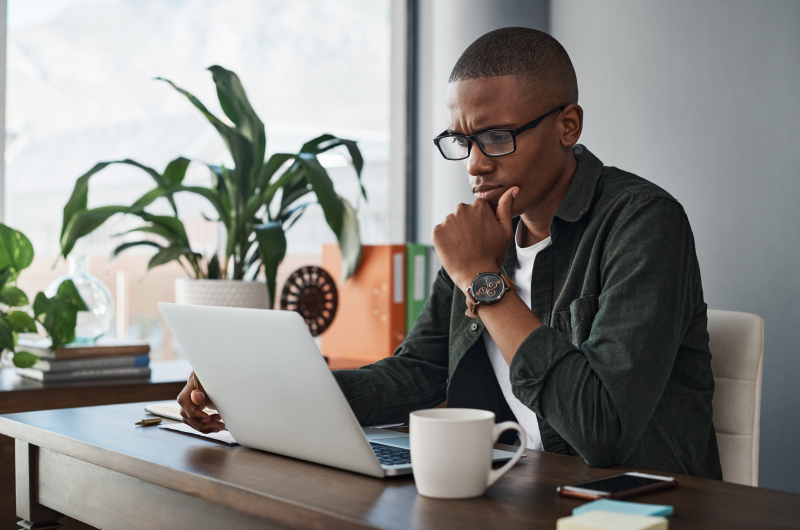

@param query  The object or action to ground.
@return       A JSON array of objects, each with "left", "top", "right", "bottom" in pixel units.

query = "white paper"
[{"left": 160, "top": 422, "right": 239, "bottom": 445}]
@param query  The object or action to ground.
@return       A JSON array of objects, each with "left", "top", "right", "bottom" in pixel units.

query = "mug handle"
[{"left": 487, "top": 421, "right": 527, "bottom": 487}]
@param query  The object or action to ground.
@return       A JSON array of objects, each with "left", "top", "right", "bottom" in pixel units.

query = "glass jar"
[{"left": 46, "top": 255, "right": 114, "bottom": 343}]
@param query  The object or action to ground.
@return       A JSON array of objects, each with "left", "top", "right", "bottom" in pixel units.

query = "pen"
[{"left": 135, "top": 418, "right": 162, "bottom": 427}]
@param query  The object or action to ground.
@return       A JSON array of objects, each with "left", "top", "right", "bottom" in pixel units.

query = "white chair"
[{"left": 707, "top": 309, "right": 764, "bottom": 486}]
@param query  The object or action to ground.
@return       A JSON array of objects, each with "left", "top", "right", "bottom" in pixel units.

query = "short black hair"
[{"left": 449, "top": 27, "right": 578, "bottom": 106}]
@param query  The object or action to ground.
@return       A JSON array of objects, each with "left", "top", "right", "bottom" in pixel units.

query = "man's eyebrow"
[{"left": 446, "top": 123, "right": 518, "bottom": 135}]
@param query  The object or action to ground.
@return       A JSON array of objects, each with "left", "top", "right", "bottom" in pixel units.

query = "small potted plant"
[
  {"left": 59, "top": 66, "right": 365, "bottom": 308},
  {"left": 0, "top": 224, "right": 87, "bottom": 368}
]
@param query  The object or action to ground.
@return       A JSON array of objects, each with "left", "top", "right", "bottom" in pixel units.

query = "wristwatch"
[{"left": 465, "top": 271, "right": 515, "bottom": 319}]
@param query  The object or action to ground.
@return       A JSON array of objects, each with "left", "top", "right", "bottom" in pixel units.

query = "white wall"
[{"left": 551, "top": 0, "right": 800, "bottom": 492}]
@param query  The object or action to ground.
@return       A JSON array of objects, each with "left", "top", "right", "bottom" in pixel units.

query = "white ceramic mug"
[{"left": 410, "top": 408, "right": 526, "bottom": 499}]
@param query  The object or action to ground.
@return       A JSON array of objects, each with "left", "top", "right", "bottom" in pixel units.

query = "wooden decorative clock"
[{"left": 279, "top": 266, "right": 339, "bottom": 336}]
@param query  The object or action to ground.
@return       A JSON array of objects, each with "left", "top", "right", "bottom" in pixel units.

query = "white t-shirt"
[{"left": 482, "top": 223, "right": 551, "bottom": 450}]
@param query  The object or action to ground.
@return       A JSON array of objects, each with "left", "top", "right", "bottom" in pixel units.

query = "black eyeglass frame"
[{"left": 433, "top": 105, "right": 565, "bottom": 160}]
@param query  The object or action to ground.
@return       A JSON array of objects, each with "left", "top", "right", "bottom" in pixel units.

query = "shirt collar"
[
  {"left": 552, "top": 144, "right": 604, "bottom": 223},
  {"left": 502, "top": 145, "right": 603, "bottom": 271}
]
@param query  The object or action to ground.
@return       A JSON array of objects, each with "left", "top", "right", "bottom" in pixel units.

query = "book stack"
[{"left": 15, "top": 337, "right": 152, "bottom": 383}]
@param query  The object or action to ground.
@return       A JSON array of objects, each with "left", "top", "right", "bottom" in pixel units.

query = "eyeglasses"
[{"left": 433, "top": 106, "right": 565, "bottom": 160}]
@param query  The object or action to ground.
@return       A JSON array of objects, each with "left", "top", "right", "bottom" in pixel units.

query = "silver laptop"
[{"left": 158, "top": 303, "right": 520, "bottom": 478}]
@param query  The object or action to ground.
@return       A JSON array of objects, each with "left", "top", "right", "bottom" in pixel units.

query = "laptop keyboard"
[{"left": 370, "top": 442, "right": 411, "bottom": 466}]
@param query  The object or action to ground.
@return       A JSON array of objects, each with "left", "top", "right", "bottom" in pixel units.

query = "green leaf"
[
  {"left": 34, "top": 280, "right": 89, "bottom": 351},
  {"left": 300, "top": 135, "right": 366, "bottom": 199},
  {"left": 0, "top": 224, "right": 34, "bottom": 274},
  {"left": 0, "top": 314, "right": 14, "bottom": 351},
  {"left": 12, "top": 351, "right": 39, "bottom": 369},
  {"left": 300, "top": 134, "right": 337, "bottom": 154},
  {"left": 280, "top": 184, "right": 313, "bottom": 215},
  {"left": 254, "top": 223, "right": 286, "bottom": 309},
  {"left": 162, "top": 157, "right": 191, "bottom": 186},
  {"left": 60, "top": 160, "right": 180, "bottom": 257},
  {"left": 110, "top": 240, "right": 163, "bottom": 261},
  {"left": 60, "top": 205, "right": 129, "bottom": 258},
  {"left": 129, "top": 183, "right": 230, "bottom": 229},
  {"left": 157, "top": 77, "right": 254, "bottom": 212},
  {"left": 339, "top": 139, "right": 367, "bottom": 199},
  {"left": 118, "top": 159, "right": 177, "bottom": 214},
  {"left": 56, "top": 280, "right": 90, "bottom": 312},
  {"left": 220, "top": 165, "right": 238, "bottom": 205},
  {"left": 242, "top": 193, "right": 266, "bottom": 224},
  {"left": 148, "top": 246, "right": 191, "bottom": 270},
  {"left": 276, "top": 168, "right": 311, "bottom": 214},
  {"left": 278, "top": 201, "right": 314, "bottom": 230},
  {"left": 1, "top": 285, "right": 29, "bottom": 307},
  {"left": 117, "top": 226, "right": 181, "bottom": 246},
  {"left": 295, "top": 153, "right": 344, "bottom": 236},
  {"left": 242, "top": 154, "right": 296, "bottom": 223},
  {"left": 129, "top": 187, "right": 170, "bottom": 211},
  {"left": 8, "top": 311, "right": 37, "bottom": 333},
  {"left": 337, "top": 197, "right": 363, "bottom": 280},
  {"left": 208, "top": 65, "right": 266, "bottom": 189},
  {"left": 60, "top": 161, "right": 115, "bottom": 253},
  {"left": 179, "top": 185, "right": 230, "bottom": 227},
  {"left": 132, "top": 215, "right": 190, "bottom": 247},
  {"left": 257, "top": 153, "right": 296, "bottom": 194},
  {"left": 0, "top": 268, "right": 11, "bottom": 292},
  {"left": 207, "top": 254, "right": 221, "bottom": 280}
]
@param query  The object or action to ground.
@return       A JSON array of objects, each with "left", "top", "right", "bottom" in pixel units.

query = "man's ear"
[{"left": 560, "top": 103, "right": 583, "bottom": 147}]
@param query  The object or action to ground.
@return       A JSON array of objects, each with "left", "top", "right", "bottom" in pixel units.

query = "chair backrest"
[{"left": 707, "top": 309, "right": 764, "bottom": 486}]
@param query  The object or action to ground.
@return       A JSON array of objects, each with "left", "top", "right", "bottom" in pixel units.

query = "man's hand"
[
  {"left": 432, "top": 186, "right": 519, "bottom": 293},
  {"left": 176, "top": 374, "right": 225, "bottom": 433}
]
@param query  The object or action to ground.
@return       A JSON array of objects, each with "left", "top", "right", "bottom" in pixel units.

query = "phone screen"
[{"left": 573, "top": 474, "right": 665, "bottom": 493}]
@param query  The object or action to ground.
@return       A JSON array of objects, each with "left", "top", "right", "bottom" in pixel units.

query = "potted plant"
[
  {"left": 0, "top": 224, "right": 87, "bottom": 368},
  {"left": 59, "top": 65, "right": 365, "bottom": 308}
]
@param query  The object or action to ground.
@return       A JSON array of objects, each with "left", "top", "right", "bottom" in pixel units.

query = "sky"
[{"left": 8, "top": 0, "right": 118, "bottom": 29}]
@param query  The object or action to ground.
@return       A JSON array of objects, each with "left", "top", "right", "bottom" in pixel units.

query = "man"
[{"left": 179, "top": 27, "right": 722, "bottom": 479}]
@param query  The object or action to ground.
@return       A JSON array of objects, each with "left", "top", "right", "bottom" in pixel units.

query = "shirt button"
[{"left": 471, "top": 323, "right": 478, "bottom": 331}]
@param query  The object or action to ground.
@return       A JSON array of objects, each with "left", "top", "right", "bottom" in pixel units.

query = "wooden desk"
[
  {"left": 1, "top": 402, "right": 799, "bottom": 529},
  {"left": 0, "top": 360, "right": 191, "bottom": 529}
]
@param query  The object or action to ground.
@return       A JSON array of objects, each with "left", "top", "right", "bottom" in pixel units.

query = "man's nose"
[{"left": 464, "top": 142, "right": 494, "bottom": 176}]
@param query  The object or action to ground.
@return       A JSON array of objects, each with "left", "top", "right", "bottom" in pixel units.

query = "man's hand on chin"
[{"left": 432, "top": 186, "right": 519, "bottom": 293}]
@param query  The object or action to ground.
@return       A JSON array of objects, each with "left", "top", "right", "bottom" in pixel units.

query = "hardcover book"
[
  {"left": 17, "top": 366, "right": 152, "bottom": 383},
  {"left": 31, "top": 354, "right": 150, "bottom": 372},
  {"left": 16, "top": 337, "right": 151, "bottom": 360}
]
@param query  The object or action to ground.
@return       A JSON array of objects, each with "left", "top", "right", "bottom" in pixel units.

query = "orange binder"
[{"left": 321, "top": 244, "right": 406, "bottom": 364}]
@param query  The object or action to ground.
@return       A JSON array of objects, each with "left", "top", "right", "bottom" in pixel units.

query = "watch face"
[{"left": 471, "top": 273, "right": 505, "bottom": 303}]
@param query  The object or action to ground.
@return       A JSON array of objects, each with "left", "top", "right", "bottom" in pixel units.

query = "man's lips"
[{"left": 472, "top": 186, "right": 503, "bottom": 201}]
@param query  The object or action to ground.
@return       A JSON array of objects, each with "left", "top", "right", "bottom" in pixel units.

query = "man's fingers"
[
  {"left": 191, "top": 389, "right": 207, "bottom": 405},
  {"left": 176, "top": 376, "right": 224, "bottom": 431},
  {"left": 495, "top": 187, "right": 519, "bottom": 234},
  {"left": 182, "top": 408, "right": 219, "bottom": 432},
  {"left": 188, "top": 420, "right": 224, "bottom": 434}
]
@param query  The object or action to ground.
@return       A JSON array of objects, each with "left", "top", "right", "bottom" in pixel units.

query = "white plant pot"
[{"left": 174, "top": 279, "right": 270, "bottom": 309}]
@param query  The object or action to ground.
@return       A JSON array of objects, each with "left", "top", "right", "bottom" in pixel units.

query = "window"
[{"left": 6, "top": 0, "right": 391, "bottom": 358}]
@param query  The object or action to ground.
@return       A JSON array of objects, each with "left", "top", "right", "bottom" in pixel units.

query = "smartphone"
[{"left": 557, "top": 471, "right": 678, "bottom": 500}]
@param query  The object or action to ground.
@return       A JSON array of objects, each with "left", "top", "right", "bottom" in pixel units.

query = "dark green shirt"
[{"left": 334, "top": 145, "right": 723, "bottom": 480}]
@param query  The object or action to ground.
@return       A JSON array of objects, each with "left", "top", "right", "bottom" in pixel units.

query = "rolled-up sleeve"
[{"left": 510, "top": 197, "right": 698, "bottom": 466}]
